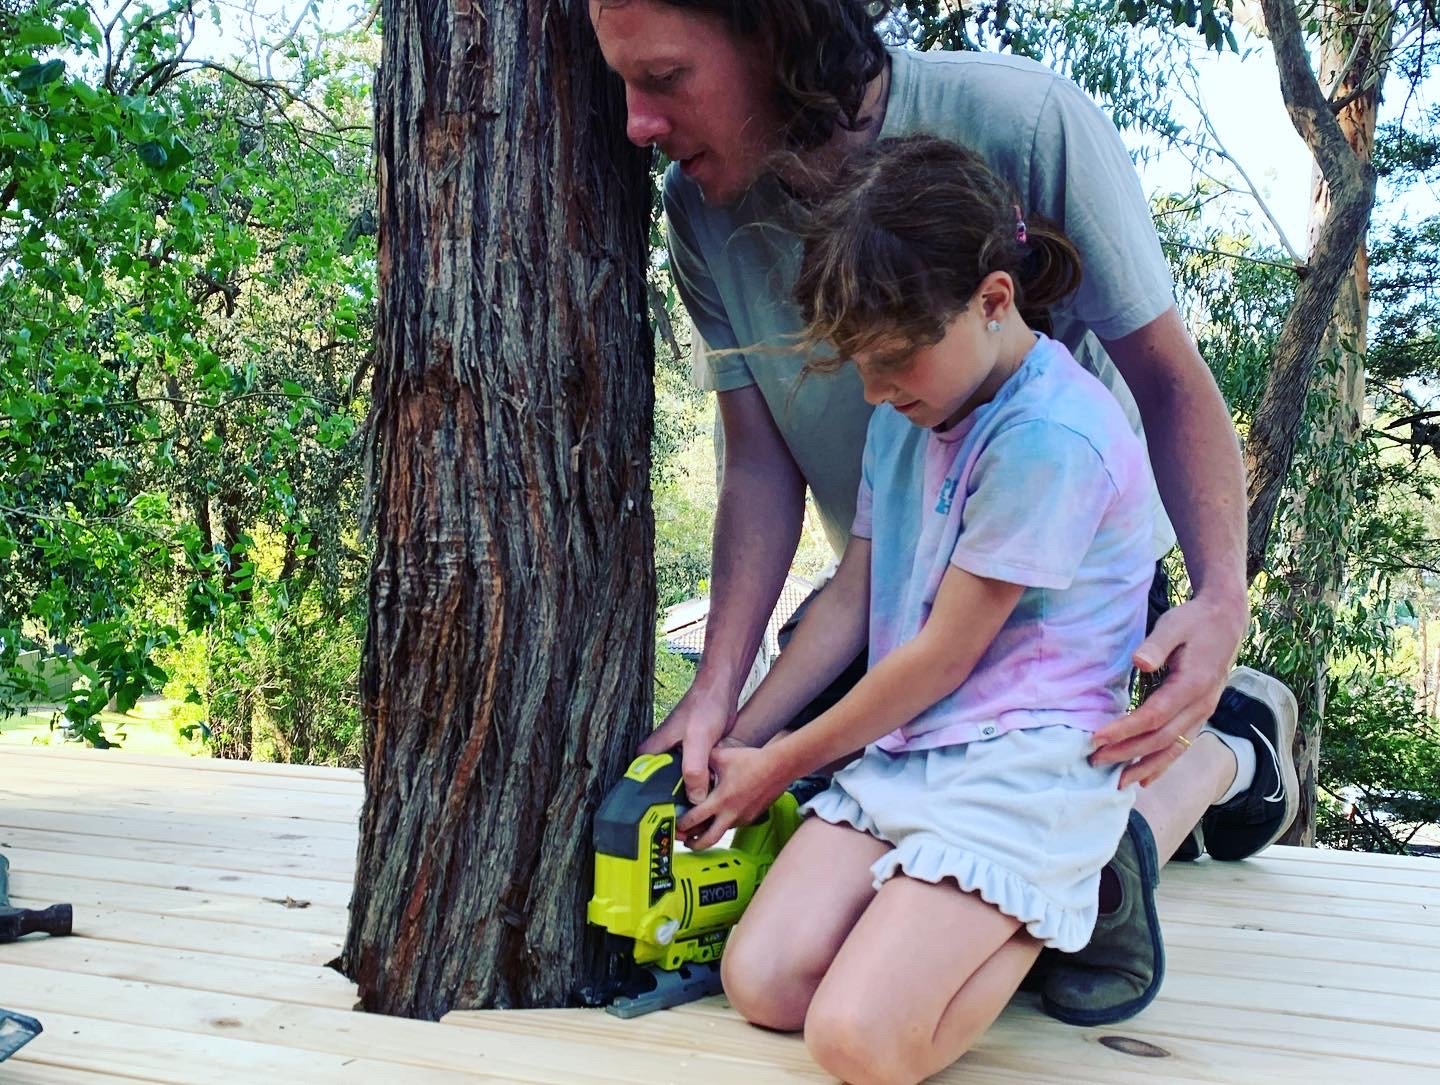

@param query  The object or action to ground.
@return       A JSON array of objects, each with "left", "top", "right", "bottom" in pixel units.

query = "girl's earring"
[{"left": 986, "top": 319, "right": 1001, "bottom": 333}]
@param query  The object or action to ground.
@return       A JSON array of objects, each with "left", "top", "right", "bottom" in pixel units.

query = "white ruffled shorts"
[{"left": 801, "top": 726, "right": 1137, "bottom": 952}]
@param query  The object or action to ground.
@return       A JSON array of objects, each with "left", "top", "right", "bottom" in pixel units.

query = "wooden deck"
[{"left": 2, "top": 745, "right": 1437, "bottom": 1083}]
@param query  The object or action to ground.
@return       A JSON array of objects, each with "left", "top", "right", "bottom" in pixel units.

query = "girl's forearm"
[
  {"left": 766, "top": 568, "right": 1025, "bottom": 781},
  {"left": 764, "top": 637, "right": 963, "bottom": 779}
]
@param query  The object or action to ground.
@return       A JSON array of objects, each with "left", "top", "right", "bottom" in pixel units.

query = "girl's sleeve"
[{"left": 948, "top": 419, "right": 1117, "bottom": 589}]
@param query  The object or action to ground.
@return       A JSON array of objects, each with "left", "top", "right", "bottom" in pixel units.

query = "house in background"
[{"left": 662, "top": 573, "right": 818, "bottom": 705}]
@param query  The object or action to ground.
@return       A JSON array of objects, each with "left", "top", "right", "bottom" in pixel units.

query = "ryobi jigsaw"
[{"left": 586, "top": 751, "right": 818, "bottom": 1017}]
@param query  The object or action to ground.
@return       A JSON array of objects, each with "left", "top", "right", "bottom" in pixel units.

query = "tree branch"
[
  {"left": 1180, "top": 65, "right": 1305, "bottom": 263},
  {"left": 1163, "top": 241, "right": 1305, "bottom": 273},
  {"left": 1324, "top": 0, "right": 1382, "bottom": 103},
  {"left": 100, "top": 391, "right": 344, "bottom": 412},
  {"left": 174, "top": 60, "right": 343, "bottom": 130},
  {"left": 1383, "top": 409, "right": 1440, "bottom": 429},
  {"left": 1244, "top": 0, "right": 1381, "bottom": 579},
  {"left": 263, "top": 0, "right": 316, "bottom": 80}
]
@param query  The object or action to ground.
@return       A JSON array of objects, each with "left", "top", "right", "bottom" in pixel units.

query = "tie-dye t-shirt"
[{"left": 853, "top": 335, "right": 1155, "bottom": 753}]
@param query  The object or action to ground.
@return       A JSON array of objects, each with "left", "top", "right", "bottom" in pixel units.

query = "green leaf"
[
  {"left": 115, "top": 684, "right": 140, "bottom": 714},
  {"left": 15, "top": 59, "right": 67, "bottom": 93},
  {"left": 17, "top": 24, "right": 64, "bottom": 48},
  {"left": 164, "top": 137, "right": 195, "bottom": 171},
  {"left": 137, "top": 140, "right": 169, "bottom": 169}
]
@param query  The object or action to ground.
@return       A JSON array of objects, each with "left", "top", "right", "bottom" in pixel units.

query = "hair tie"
[{"left": 1014, "top": 205, "right": 1028, "bottom": 245}]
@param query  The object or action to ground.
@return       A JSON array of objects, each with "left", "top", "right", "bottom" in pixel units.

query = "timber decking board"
[
  {"left": 2, "top": 747, "right": 1437, "bottom": 1083},
  {"left": 0, "top": 803, "right": 361, "bottom": 857},
  {"left": 0, "top": 789, "right": 364, "bottom": 841},
  {"left": 5, "top": 870, "right": 349, "bottom": 935},
  {"left": 0, "top": 823, "right": 355, "bottom": 881},
  {"left": 1, "top": 846, "right": 354, "bottom": 909},
  {"left": 0, "top": 743, "right": 365, "bottom": 788},
  {"left": 1160, "top": 920, "right": 1440, "bottom": 972},
  {"left": 0, "top": 901, "right": 345, "bottom": 964}
]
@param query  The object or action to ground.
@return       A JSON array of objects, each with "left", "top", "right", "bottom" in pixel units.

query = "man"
[{"left": 589, "top": 0, "right": 1299, "bottom": 1025}]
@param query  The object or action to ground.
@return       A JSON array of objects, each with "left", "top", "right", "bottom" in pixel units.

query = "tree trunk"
[
  {"left": 1246, "top": 0, "right": 1378, "bottom": 585},
  {"left": 1244, "top": 0, "right": 1378, "bottom": 845},
  {"left": 341, "top": 0, "right": 655, "bottom": 1019},
  {"left": 1269, "top": 1, "right": 1391, "bottom": 846}
]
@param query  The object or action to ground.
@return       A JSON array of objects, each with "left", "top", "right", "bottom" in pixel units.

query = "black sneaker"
[
  {"left": 1201, "top": 667, "right": 1300, "bottom": 861},
  {"left": 1170, "top": 821, "right": 1204, "bottom": 862}
]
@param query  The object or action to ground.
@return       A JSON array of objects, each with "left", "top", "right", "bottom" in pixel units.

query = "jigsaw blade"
[{"left": 606, "top": 961, "right": 724, "bottom": 1019}]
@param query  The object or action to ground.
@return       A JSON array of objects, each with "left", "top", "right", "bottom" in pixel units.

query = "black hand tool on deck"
[{"left": 0, "top": 853, "right": 72, "bottom": 943}]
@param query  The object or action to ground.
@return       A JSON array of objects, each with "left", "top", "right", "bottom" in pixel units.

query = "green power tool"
[{"left": 586, "top": 752, "right": 816, "bottom": 1017}]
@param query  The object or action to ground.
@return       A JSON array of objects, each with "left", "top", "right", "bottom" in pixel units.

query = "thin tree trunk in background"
[
  {"left": 1422, "top": 618, "right": 1431, "bottom": 715},
  {"left": 1278, "top": 1, "right": 1390, "bottom": 847},
  {"left": 1246, "top": 0, "right": 1377, "bottom": 583},
  {"left": 341, "top": 0, "right": 654, "bottom": 1018}
]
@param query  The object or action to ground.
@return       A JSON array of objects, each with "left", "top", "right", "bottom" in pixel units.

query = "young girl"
[{"left": 676, "top": 134, "right": 1159, "bottom": 1085}]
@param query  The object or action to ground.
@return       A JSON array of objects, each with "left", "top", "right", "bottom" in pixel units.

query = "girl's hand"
[{"left": 676, "top": 744, "right": 788, "bottom": 851}]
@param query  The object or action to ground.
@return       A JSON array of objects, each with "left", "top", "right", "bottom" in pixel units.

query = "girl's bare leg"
[
  {"left": 804, "top": 872, "right": 1043, "bottom": 1085},
  {"left": 720, "top": 817, "right": 889, "bottom": 1031}
]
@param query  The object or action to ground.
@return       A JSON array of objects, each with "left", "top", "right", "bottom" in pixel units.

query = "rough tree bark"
[
  {"left": 1243, "top": 0, "right": 1386, "bottom": 844},
  {"left": 341, "top": 0, "right": 654, "bottom": 1018}
]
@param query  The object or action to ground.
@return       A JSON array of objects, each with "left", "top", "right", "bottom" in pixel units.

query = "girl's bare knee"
[
  {"left": 721, "top": 938, "right": 810, "bottom": 1031},
  {"left": 805, "top": 994, "right": 926, "bottom": 1085}
]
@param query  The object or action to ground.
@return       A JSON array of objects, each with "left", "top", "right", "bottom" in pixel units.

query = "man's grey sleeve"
[
  {"left": 661, "top": 168, "right": 754, "bottom": 391},
  {"left": 1026, "top": 79, "right": 1176, "bottom": 341}
]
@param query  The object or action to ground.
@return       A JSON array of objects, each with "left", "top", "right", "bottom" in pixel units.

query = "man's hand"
[
  {"left": 1090, "top": 591, "right": 1248, "bottom": 788},
  {"left": 676, "top": 744, "right": 787, "bottom": 852},
  {"left": 638, "top": 684, "right": 737, "bottom": 803}
]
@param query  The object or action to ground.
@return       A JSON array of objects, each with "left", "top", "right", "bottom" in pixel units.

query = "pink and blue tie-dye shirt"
[{"left": 852, "top": 334, "right": 1155, "bottom": 753}]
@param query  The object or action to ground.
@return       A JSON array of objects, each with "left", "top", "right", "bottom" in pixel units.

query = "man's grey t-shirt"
[{"left": 663, "top": 46, "right": 1177, "bottom": 558}]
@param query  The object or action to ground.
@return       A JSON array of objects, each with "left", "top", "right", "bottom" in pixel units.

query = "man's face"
[{"left": 589, "top": 0, "right": 783, "bottom": 205}]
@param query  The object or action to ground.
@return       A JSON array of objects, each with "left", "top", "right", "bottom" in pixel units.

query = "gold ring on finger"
[{"left": 1174, "top": 733, "right": 1193, "bottom": 750}]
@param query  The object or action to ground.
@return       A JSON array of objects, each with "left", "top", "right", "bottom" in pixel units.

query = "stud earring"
[{"left": 986, "top": 319, "right": 1001, "bottom": 333}]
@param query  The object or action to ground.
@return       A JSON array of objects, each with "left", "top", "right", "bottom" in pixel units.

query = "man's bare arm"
[
  {"left": 1092, "top": 306, "right": 1249, "bottom": 787},
  {"left": 640, "top": 383, "right": 807, "bottom": 800}
]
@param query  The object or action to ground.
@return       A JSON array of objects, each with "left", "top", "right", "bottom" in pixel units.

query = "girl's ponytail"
[
  {"left": 1017, "top": 220, "right": 1083, "bottom": 316},
  {"left": 791, "top": 135, "right": 1085, "bottom": 365}
]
